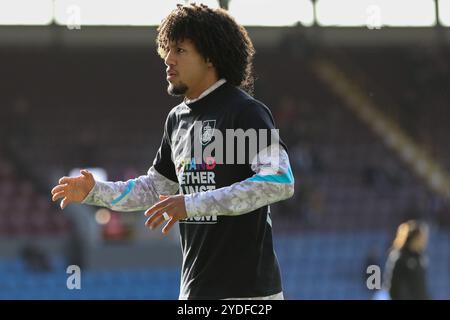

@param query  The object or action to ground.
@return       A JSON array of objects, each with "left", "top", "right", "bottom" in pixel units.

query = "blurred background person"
[{"left": 383, "top": 220, "right": 430, "bottom": 300}]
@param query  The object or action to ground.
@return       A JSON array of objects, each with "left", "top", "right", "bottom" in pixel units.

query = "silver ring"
[{"left": 162, "top": 212, "right": 170, "bottom": 221}]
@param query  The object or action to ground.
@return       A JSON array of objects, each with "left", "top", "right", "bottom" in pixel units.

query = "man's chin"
[{"left": 168, "top": 83, "right": 188, "bottom": 96}]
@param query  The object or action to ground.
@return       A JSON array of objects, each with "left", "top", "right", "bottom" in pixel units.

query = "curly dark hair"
[{"left": 156, "top": 3, "right": 255, "bottom": 94}]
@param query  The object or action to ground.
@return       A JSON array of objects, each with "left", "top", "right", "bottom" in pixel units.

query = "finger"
[
  {"left": 145, "top": 214, "right": 165, "bottom": 230},
  {"left": 60, "top": 197, "right": 72, "bottom": 210},
  {"left": 80, "top": 170, "right": 92, "bottom": 178},
  {"left": 59, "top": 176, "right": 70, "bottom": 184},
  {"left": 51, "top": 184, "right": 67, "bottom": 195},
  {"left": 145, "top": 204, "right": 174, "bottom": 226},
  {"left": 145, "top": 212, "right": 165, "bottom": 227},
  {"left": 162, "top": 217, "right": 177, "bottom": 234},
  {"left": 159, "top": 195, "right": 170, "bottom": 200},
  {"left": 52, "top": 191, "right": 65, "bottom": 202},
  {"left": 145, "top": 198, "right": 172, "bottom": 217}
]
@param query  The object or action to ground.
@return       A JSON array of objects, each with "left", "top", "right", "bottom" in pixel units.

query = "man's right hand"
[{"left": 51, "top": 169, "right": 95, "bottom": 209}]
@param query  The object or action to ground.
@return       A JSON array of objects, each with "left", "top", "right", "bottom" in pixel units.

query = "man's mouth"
[{"left": 167, "top": 70, "right": 178, "bottom": 81}]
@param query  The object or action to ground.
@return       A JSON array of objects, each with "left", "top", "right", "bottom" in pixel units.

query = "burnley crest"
[{"left": 200, "top": 120, "right": 216, "bottom": 145}]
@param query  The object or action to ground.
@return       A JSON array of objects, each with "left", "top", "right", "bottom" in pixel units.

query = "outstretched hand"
[
  {"left": 144, "top": 194, "right": 187, "bottom": 234},
  {"left": 51, "top": 169, "right": 95, "bottom": 209}
]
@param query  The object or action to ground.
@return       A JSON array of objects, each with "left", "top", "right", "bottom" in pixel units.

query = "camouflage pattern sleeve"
[
  {"left": 82, "top": 166, "right": 179, "bottom": 212},
  {"left": 184, "top": 145, "right": 294, "bottom": 217}
]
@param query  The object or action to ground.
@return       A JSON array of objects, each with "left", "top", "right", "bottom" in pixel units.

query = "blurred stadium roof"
[{"left": 0, "top": 0, "right": 449, "bottom": 27}]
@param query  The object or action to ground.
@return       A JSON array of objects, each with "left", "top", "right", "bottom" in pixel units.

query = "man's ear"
[{"left": 206, "top": 58, "right": 214, "bottom": 68}]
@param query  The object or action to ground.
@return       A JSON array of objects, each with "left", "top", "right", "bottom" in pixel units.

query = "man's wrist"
[
  {"left": 81, "top": 180, "right": 98, "bottom": 204},
  {"left": 184, "top": 193, "right": 199, "bottom": 218}
]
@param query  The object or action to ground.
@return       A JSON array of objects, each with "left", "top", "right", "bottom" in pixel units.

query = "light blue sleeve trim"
[
  {"left": 247, "top": 166, "right": 294, "bottom": 184},
  {"left": 111, "top": 180, "right": 136, "bottom": 206}
]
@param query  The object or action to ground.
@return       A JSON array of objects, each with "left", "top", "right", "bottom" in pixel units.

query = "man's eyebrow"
[
  {"left": 169, "top": 42, "right": 183, "bottom": 48},
  {"left": 173, "top": 38, "right": 188, "bottom": 45}
]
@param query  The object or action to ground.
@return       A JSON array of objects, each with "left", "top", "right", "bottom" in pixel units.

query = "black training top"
[{"left": 153, "top": 82, "right": 285, "bottom": 299}]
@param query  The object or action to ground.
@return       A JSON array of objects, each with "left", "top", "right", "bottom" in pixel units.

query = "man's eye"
[{"left": 177, "top": 48, "right": 185, "bottom": 53}]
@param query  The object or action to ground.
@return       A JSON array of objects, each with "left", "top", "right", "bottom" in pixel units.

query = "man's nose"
[{"left": 165, "top": 50, "right": 175, "bottom": 67}]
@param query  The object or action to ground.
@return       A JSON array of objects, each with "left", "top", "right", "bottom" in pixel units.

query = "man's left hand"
[{"left": 144, "top": 194, "right": 187, "bottom": 234}]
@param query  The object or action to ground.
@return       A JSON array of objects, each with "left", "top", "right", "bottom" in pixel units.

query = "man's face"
[{"left": 164, "top": 39, "right": 212, "bottom": 99}]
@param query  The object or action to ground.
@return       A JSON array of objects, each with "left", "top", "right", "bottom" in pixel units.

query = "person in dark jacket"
[{"left": 383, "top": 220, "right": 430, "bottom": 300}]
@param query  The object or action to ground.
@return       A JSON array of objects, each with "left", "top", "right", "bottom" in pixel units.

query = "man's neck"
[
  {"left": 184, "top": 79, "right": 227, "bottom": 105},
  {"left": 185, "top": 69, "right": 220, "bottom": 99}
]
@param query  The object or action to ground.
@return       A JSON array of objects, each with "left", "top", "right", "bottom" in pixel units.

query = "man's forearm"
[
  {"left": 184, "top": 147, "right": 294, "bottom": 217},
  {"left": 82, "top": 167, "right": 179, "bottom": 211}
]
